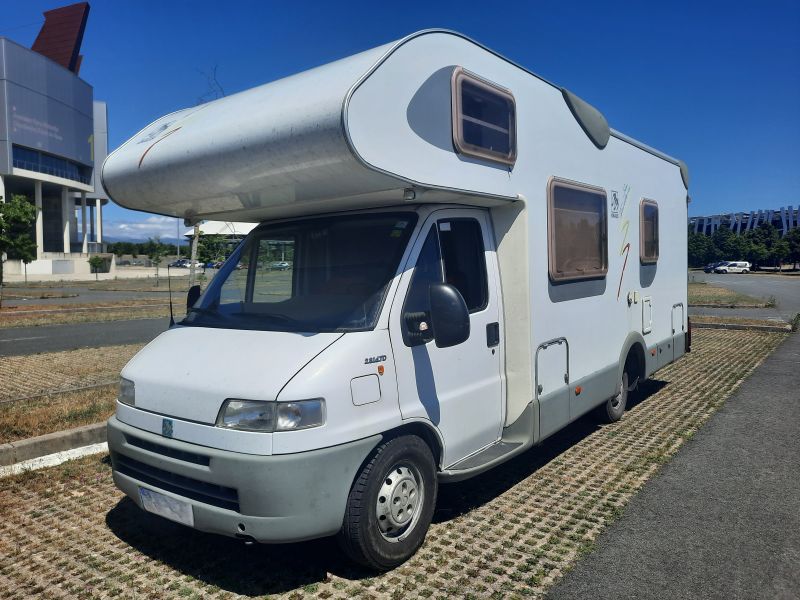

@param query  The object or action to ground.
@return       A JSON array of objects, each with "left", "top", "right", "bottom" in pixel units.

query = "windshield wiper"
[
  {"left": 186, "top": 306, "right": 220, "bottom": 316},
  {"left": 230, "top": 312, "right": 300, "bottom": 324}
]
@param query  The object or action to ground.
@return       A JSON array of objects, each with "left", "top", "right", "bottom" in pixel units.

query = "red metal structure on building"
[{"left": 31, "top": 2, "right": 90, "bottom": 74}]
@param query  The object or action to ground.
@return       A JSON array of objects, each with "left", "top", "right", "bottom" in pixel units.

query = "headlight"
[
  {"left": 216, "top": 399, "right": 276, "bottom": 432},
  {"left": 119, "top": 377, "right": 135, "bottom": 406},
  {"left": 276, "top": 399, "right": 325, "bottom": 431},
  {"left": 215, "top": 398, "right": 325, "bottom": 432}
]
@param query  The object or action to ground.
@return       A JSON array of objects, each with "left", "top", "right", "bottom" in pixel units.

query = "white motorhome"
[{"left": 103, "top": 30, "right": 690, "bottom": 570}]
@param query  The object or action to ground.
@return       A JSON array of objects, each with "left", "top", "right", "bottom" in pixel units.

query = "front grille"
[
  {"left": 114, "top": 453, "right": 239, "bottom": 512},
  {"left": 125, "top": 434, "right": 210, "bottom": 466}
]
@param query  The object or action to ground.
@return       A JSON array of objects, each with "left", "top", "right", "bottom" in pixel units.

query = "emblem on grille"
[{"left": 162, "top": 418, "right": 174, "bottom": 438}]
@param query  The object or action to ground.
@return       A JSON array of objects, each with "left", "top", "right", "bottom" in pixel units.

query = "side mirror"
[
  {"left": 428, "top": 283, "right": 470, "bottom": 348},
  {"left": 186, "top": 285, "right": 201, "bottom": 311}
]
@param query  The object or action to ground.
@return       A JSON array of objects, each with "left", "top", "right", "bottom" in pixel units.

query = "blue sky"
[{"left": 4, "top": 0, "right": 799, "bottom": 239}]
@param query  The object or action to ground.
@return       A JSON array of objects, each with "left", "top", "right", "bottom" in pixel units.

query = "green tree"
[
  {"left": 0, "top": 194, "right": 37, "bottom": 307},
  {"left": 688, "top": 230, "right": 714, "bottom": 267},
  {"left": 146, "top": 237, "right": 167, "bottom": 286},
  {"left": 197, "top": 234, "right": 228, "bottom": 265},
  {"left": 88, "top": 255, "right": 105, "bottom": 280},
  {"left": 786, "top": 227, "right": 800, "bottom": 269},
  {"left": 771, "top": 239, "right": 790, "bottom": 269}
]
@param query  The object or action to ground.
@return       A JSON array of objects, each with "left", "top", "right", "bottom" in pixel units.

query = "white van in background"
[
  {"left": 102, "top": 30, "right": 690, "bottom": 570},
  {"left": 715, "top": 261, "right": 751, "bottom": 273}
]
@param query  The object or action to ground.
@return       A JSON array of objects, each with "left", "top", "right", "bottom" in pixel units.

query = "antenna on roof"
[{"left": 167, "top": 265, "right": 175, "bottom": 327}]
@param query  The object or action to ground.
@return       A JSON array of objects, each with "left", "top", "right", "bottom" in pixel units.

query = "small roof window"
[{"left": 451, "top": 67, "right": 517, "bottom": 166}]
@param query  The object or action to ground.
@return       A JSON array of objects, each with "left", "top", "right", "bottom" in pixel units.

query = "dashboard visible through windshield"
[{"left": 181, "top": 213, "right": 418, "bottom": 333}]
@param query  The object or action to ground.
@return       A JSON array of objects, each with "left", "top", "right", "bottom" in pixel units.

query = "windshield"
[{"left": 181, "top": 212, "right": 418, "bottom": 333}]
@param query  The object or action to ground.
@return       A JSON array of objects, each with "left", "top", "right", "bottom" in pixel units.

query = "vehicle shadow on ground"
[
  {"left": 105, "top": 379, "right": 667, "bottom": 596},
  {"left": 434, "top": 378, "right": 667, "bottom": 522}
]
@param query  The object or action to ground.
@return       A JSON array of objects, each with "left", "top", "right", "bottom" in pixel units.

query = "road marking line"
[
  {"left": 1, "top": 336, "right": 47, "bottom": 342},
  {"left": 0, "top": 442, "right": 108, "bottom": 478}
]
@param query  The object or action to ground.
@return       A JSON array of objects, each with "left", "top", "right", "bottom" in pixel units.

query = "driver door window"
[{"left": 402, "top": 218, "right": 488, "bottom": 346}]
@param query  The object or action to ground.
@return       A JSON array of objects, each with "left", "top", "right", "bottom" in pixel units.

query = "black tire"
[
  {"left": 337, "top": 435, "right": 437, "bottom": 570},
  {"left": 594, "top": 369, "right": 630, "bottom": 423}
]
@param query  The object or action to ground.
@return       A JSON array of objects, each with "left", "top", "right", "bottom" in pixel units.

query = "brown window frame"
[
  {"left": 547, "top": 177, "right": 609, "bottom": 283},
  {"left": 639, "top": 199, "right": 659, "bottom": 264},
  {"left": 451, "top": 66, "right": 517, "bottom": 166}
]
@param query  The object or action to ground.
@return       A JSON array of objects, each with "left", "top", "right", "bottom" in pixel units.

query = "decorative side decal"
[{"left": 614, "top": 184, "right": 631, "bottom": 300}]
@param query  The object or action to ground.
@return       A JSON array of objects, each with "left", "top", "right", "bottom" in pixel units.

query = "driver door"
[{"left": 389, "top": 209, "right": 503, "bottom": 467}]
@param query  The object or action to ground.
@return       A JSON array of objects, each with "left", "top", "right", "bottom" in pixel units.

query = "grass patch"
[
  {"left": 0, "top": 290, "right": 79, "bottom": 300},
  {"left": 691, "top": 315, "right": 790, "bottom": 328},
  {"left": 0, "top": 300, "right": 171, "bottom": 328},
  {"left": 688, "top": 282, "right": 764, "bottom": 306},
  {"left": 0, "top": 384, "right": 116, "bottom": 443},
  {"left": 3, "top": 274, "right": 208, "bottom": 293}
]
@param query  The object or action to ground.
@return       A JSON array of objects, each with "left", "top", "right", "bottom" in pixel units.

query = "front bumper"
[{"left": 108, "top": 415, "right": 380, "bottom": 543}]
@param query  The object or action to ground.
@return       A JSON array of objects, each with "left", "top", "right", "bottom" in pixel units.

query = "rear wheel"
[
  {"left": 595, "top": 369, "right": 630, "bottom": 423},
  {"left": 337, "top": 435, "right": 437, "bottom": 570}
]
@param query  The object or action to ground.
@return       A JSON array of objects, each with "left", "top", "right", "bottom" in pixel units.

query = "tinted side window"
[
  {"left": 438, "top": 219, "right": 488, "bottom": 312},
  {"left": 640, "top": 200, "right": 659, "bottom": 264},
  {"left": 548, "top": 179, "right": 608, "bottom": 282},
  {"left": 402, "top": 229, "right": 442, "bottom": 346}
]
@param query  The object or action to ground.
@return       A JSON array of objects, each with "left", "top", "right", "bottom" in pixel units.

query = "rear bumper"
[{"left": 108, "top": 415, "right": 380, "bottom": 543}]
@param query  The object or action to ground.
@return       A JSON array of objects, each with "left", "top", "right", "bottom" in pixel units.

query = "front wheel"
[{"left": 337, "top": 435, "right": 437, "bottom": 570}]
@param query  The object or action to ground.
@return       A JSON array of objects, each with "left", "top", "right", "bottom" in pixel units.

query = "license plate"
[{"left": 139, "top": 487, "right": 194, "bottom": 527}]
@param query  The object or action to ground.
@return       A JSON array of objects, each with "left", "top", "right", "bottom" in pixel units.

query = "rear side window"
[
  {"left": 547, "top": 178, "right": 608, "bottom": 282},
  {"left": 640, "top": 200, "right": 659, "bottom": 264},
  {"left": 452, "top": 67, "right": 516, "bottom": 166}
]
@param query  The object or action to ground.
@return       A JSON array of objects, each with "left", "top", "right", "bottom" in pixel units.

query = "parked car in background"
[
  {"left": 715, "top": 261, "right": 750, "bottom": 274},
  {"left": 271, "top": 261, "right": 291, "bottom": 270},
  {"left": 704, "top": 261, "right": 725, "bottom": 273},
  {"left": 168, "top": 259, "right": 188, "bottom": 268}
]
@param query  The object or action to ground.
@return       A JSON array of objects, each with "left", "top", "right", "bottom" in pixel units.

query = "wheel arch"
[
  {"left": 619, "top": 331, "right": 647, "bottom": 388},
  {"left": 382, "top": 420, "right": 445, "bottom": 470}
]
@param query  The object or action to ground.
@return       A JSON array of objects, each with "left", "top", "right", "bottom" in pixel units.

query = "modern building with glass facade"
[
  {"left": 0, "top": 2, "right": 109, "bottom": 277},
  {"left": 689, "top": 206, "right": 798, "bottom": 237}
]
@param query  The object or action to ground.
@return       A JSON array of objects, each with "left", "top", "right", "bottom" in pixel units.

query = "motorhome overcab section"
[{"left": 102, "top": 29, "right": 690, "bottom": 570}]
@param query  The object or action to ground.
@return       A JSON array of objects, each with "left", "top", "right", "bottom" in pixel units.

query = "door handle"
[{"left": 486, "top": 322, "right": 500, "bottom": 347}]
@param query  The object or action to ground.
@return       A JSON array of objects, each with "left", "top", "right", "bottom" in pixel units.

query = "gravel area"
[
  {"left": 0, "top": 344, "right": 143, "bottom": 402},
  {"left": 0, "top": 329, "right": 784, "bottom": 599}
]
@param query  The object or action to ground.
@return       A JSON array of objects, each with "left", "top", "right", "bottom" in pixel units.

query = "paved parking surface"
[
  {"left": 548, "top": 331, "right": 800, "bottom": 600},
  {"left": 0, "top": 318, "right": 168, "bottom": 357},
  {"left": 690, "top": 272, "right": 800, "bottom": 321},
  {"left": 0, "top": 329, "right": 784, "bottom": 599}
]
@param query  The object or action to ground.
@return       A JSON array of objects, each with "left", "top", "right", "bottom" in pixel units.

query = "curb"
[
  {"left": 0, "top": 422, "right": 107, "bottom": 467},
  {"left": 689, "top": 303, "right": 768, "bottom": 309},
  {"left": 692, "top": 322, "right": 791, "bottom": 333}
]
